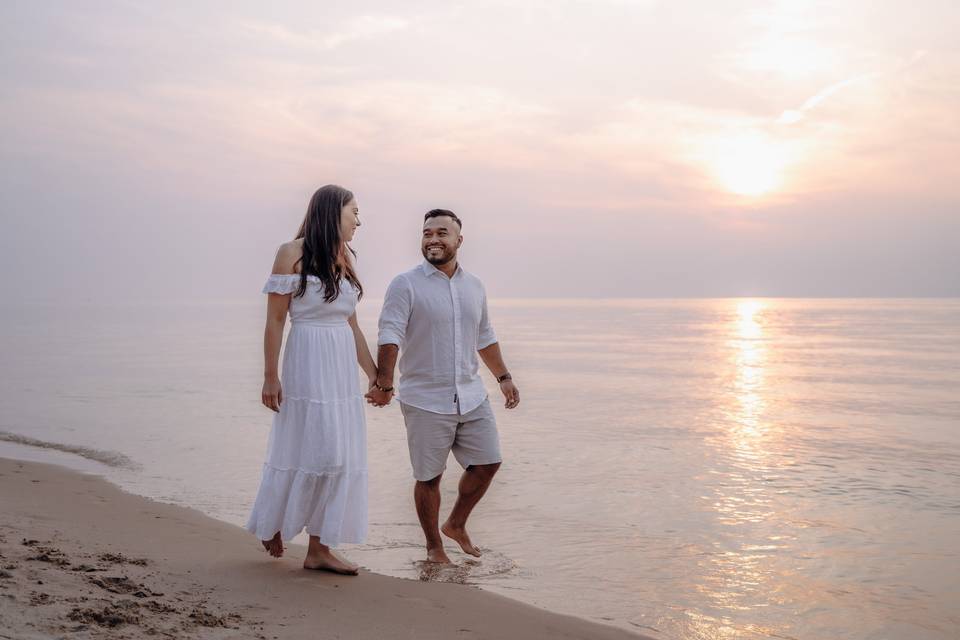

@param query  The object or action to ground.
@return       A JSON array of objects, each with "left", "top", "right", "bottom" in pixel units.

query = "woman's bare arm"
[
  {"left": 348, "top": 312, "right": 378, "bottom": 388},
  {"left": 261, "top": 242, "right": 299, "bottom": 412}
]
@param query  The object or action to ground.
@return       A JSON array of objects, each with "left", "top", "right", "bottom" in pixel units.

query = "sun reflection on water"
[
  {"left": 732, "top": 299, "right": 768, "bottom": 442},
  {"left": 693, "top": 299, "right": 796, "bottom": 637}
]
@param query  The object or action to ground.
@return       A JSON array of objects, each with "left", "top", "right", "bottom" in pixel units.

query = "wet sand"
[{"left": 0, "top": 457, "right": 650, "bottom": 639}]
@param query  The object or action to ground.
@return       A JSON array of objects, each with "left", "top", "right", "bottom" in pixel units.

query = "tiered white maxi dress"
[{"left": 245, "top": 274, "right": 367, "bottom": 546}]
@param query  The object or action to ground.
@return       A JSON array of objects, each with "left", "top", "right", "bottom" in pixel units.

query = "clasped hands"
[
  {"left": 365, "top": 380, "right": 394, "bottom": 407},
  {"left": 365, "top": 379, "right": 520, "bottom": 409}
]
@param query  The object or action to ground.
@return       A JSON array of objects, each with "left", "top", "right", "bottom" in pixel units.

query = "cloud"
[
  {"left": 776, "top": 72, "right": 879, "bottom": 124},
  {"left": 777, "top": 50, "right": 929, "bottom": 124},
  {"left": 237, "top": 15, "right": 410, "bottom": 51}
]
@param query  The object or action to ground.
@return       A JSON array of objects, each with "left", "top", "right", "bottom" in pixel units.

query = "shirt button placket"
[{"left": 450, "top": 277, "right": 462, "bottom": 410}]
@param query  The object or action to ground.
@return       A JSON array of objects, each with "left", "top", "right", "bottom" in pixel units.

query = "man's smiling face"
[{"left": 421, "top": 216, "right": 462, "bottom": 265}]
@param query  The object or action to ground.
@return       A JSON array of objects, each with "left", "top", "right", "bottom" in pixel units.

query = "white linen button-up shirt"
[{"left": 377, "top": 261, "right": 498, "bottom": 415}]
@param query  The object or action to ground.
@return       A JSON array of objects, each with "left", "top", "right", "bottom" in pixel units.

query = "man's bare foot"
[
  {"left": 426, "top": 545, "right": 453, "bottom": 564},
  {"left": 427, "top": 546, "right": 453, "bottom": 564},
  {"left": 440, "top": 521, "right": 482, "bottom": 557},
  {"left": 303, "top": 550, "right": 359, "bottom": 576},
  {"left": 261, "top": 532, "right": 284, "bottom": 558}
]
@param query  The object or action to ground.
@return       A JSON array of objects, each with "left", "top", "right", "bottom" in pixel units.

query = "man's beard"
[{"left": 422, "top": 245, "right": 455, "bottom": 265}]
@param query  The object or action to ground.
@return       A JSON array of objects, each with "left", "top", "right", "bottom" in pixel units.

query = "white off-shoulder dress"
[{"left": 245, "top": 273, "right": 367, "bottom": 546}]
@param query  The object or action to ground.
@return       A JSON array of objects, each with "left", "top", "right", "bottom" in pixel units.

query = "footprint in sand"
[{"left": 87, "top": 575, "right": 163, "bottom": 598}]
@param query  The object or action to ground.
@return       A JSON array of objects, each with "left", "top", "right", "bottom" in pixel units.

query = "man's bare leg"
[
  {"left": 303, "top": 536, "right": 359, "bottom": 575},
  {"left": 415, "top": 474, "right": 451, "bottom": 563},
  {"left": 261, "top": 531, "right": 284, "bottom": 558},
  {"left": 441, "top": 462, "right": 501, "bottom": 557}
]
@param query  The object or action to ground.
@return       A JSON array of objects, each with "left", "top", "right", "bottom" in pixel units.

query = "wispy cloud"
[
  {"left": 238, "top": 15, "right": 410, "bottom": 51},
  {"left": 776, "top": 73, "right": 879, "bottom": 124},
  {"left": 778, "top": 50, "right": 928, "bottom": 124}
]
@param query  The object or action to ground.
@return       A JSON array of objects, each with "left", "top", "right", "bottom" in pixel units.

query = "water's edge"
[{"left": 0, "top": 437, "right": 645, "bottom": 637}]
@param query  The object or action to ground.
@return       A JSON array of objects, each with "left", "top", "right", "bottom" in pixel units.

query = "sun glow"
[{"left": 704, "top": 132, "right": 791, "bottom": 197}]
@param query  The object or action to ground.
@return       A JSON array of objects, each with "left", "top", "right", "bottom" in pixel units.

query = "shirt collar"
[{"left": 420, "top": 259, "right": 463, "bottom": 278}]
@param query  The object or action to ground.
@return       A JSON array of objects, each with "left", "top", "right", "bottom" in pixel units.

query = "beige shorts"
[{"left": 399, "top": 398, "right": 502, "bottom": 481}]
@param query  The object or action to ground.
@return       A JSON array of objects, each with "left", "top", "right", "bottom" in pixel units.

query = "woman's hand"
[
  {"left": 365, "top": 375, "right": 394, "bottom": 407},
  {"left": 365, "top": 386, "right": 394, "bottom": 407},
  {"left": 262, "top": 377, "right": 283, "bottom": 412}
]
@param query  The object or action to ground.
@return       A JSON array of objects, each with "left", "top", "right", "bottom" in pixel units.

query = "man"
[{"left": 366, "top": 209, "right": 520, "bottom": 564}]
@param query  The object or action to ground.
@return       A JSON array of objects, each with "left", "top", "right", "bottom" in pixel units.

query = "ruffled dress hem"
[{"left": 245, "top": 463, "right": 368, "bottom": 546}]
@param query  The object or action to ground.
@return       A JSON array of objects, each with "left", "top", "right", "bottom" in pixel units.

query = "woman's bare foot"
[
  {"left": 426, "top": 545, "right": 453, "bottom": 564},
  {"left": 302, "top": 536, "right": 358, "bottom": 575},
  {"left": 440, "top": 521, "right": 481, "bottom": 557},
  {"left": 261, "top": 532, "right": 284, "bottom": 558},
  {"left": 303, "top": 550, "right": 359, "bottom": 575}
]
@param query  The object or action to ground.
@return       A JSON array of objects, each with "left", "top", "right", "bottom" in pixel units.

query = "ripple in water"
[
  {"left": 0, "top": 431, "right": 139, "bottom": 470},
  {"left": 414, "top": 551, "right": 517, "bottom": 584}
]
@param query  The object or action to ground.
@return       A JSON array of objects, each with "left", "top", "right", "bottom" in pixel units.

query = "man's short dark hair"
[{"left": 424, "top": 208, "right": 463, "bottom": 229}]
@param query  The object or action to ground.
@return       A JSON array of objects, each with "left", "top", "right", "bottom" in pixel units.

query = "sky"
[{"left": 1, "top": 0, "right": 958, "bottom": 300}]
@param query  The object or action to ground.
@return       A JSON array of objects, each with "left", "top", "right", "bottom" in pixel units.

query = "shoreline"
[{"left": 0, "top": 456, "right": 652, "bottom": 639}]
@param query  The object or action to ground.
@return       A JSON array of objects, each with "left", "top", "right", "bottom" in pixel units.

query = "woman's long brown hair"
[{"left": 294, "top": 184, "right": 363, "bottom": 302}]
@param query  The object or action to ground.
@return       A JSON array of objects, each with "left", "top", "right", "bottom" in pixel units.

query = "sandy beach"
[{"left": 0, "top": 457, "right": 649, "bottom": 640}]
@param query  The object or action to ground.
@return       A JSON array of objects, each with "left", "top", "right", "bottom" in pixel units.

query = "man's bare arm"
[
  {"left": 479, "top": 342, "right": 519, "bottom": 409},
  {"left": 376, "top": 344, "right": 399, "bottom": 388},
  {"left": 365, "top": 344, "right": 399, "bottom": 406}
]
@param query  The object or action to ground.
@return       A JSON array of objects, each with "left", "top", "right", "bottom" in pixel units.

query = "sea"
[{"left": 1, "top": 298, "right": 958, "bottom": 640}]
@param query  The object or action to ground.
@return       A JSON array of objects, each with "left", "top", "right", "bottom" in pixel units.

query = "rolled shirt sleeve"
[
  {"left": 378, "top": 275, "right": 413, "bottom": 346},
  {"left": 477, "top": 287, "right": 498, "bottom": 350}
]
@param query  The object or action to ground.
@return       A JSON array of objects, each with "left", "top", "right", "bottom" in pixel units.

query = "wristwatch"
[
  {"left": 374, "top": 382, "right": 394, "bottom": 392},
  {"left": 496, "top": 372, "right": 512, "bottom": 383}
]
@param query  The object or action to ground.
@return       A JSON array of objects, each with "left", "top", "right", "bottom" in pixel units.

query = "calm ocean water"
[{"left": 1, "top": 298, "right": 958, "bottom": 639}]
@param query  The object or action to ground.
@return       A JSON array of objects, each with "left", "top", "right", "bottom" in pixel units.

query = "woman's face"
[{"left": 340, "top": 198, "right": 361, "bottom": 242}]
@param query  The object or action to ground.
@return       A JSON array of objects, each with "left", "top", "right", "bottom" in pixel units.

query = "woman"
[{"left": 245, "top": 184, "right": 376, "bottom": 575}]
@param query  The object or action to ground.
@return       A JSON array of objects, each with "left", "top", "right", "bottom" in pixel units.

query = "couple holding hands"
[{"left": 245, "top": 184, "right": 520, "bottom": 575}]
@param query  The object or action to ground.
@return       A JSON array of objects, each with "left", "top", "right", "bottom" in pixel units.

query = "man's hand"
[
  {"left": 262, "top": 377, "right": 282, "bottom": 412},
  {"left": 365, "top": 385, "right": 394, "bottom": 407},
  {"left": 499, "top": 379, "right": 520, "bottom": 409}
]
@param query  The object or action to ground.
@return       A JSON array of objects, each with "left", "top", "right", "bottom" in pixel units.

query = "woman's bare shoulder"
[{"left": 272, "top": 240, "right": 303, "bottom": 274}]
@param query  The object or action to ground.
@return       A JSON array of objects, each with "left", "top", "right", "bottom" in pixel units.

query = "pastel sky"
[{"left": 2, "top": 0, "right": 958, "bottom": 300}]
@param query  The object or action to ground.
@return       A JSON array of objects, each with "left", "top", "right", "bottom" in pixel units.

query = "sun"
[{"left": 705, "top": 132, "right": 790, "bottom": 197}]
